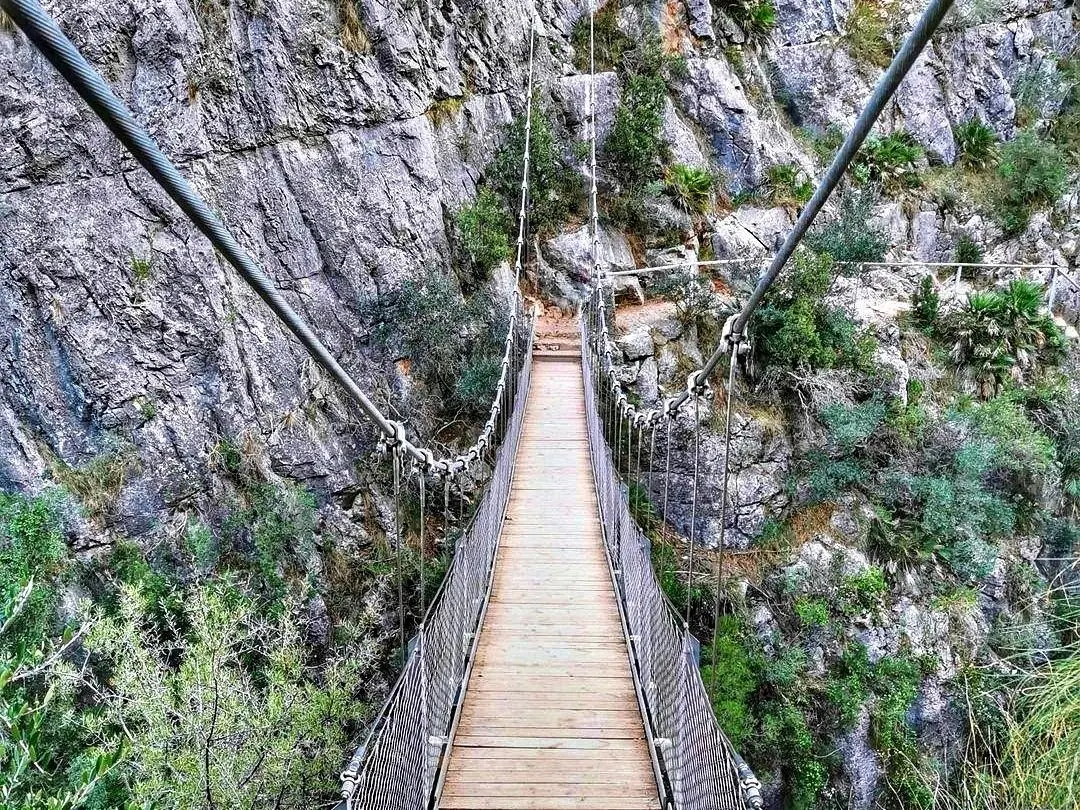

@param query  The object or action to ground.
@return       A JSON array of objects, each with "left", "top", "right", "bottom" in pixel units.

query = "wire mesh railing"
[
  {"left": 580, "top": 307, "right": 761, "bottom": 810},
  {"left": 338, "top": 314, "right": 535, "bottom": 810}
]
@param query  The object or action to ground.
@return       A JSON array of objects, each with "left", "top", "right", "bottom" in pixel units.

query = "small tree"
[
  {"left": 910, "top": 275, "right": 939, "bottom": 333},
  {"left": 805, "top": 189, "right": 888, "bottom": 263},
  {"left": 456, "top": 187, "right": 511, "bottom": 277},
  {"left": 87, "top": 580, "right": 367, "bottom": 810}
]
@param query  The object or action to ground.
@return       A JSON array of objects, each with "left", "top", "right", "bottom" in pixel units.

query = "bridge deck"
[{"left": 438, "top": 353, "right": 660, "bottom": 810}]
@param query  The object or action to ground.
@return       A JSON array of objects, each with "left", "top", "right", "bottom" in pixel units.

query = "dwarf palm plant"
[
  {"left": 949, "top": 279, "right": 1065, "bottom": 397},
  {"left": 664, "top": 164, "right": 715, "bottom": 213}
]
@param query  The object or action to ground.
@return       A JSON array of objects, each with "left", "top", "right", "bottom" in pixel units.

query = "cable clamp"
[
  {"left": 663, "top": 397, "right": 681, "bottom": 418},
  {"left": 720, "top": 313, "right": 749, "bottom": 356},
  {"left": 382, "top": 420, "right": 408, "bottom": 455},
  {"left": 685, "top": 369, "right": 707, "bottom": 398}
]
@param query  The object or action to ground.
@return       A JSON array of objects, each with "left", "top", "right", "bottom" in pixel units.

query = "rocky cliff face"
[{"left": 0, "top": 0, "right": 553, "bottom": 536}]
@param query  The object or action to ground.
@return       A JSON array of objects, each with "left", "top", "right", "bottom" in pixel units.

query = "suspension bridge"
[{"left": 3, "top": 0, "right": 1067, "bottom": 808}]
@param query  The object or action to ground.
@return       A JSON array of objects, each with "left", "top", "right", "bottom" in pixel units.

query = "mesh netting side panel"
[
  {"left": 581, "top": 319, "right": 749, "bottom": 810},
  {"left": 348, "top": 330, "right": 534, "bottom": 810}
]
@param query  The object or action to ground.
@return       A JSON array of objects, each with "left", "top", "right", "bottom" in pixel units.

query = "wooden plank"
[
  {"left": 438, "top": 355, "right": 657, "bottom": 809},
  {"left": 441, "top": 796, "right": 661, "bottom": 810}
]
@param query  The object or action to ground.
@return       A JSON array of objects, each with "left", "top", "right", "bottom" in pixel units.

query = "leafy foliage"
[
  {"left": 455, "top": 187, "right": 512, "bottom": 276},
  {"left": 487, "top": 103, "right": 577, "bottom": 235},
  {"left": 844, "top": 0, "right": 897, "bottom": 69},
  {"left": 853, "top": 129, "right": 923, "bottom": 192},
  {"left": 911, "top": 275, "right": 940, "bottom": 333},
  {"left": 720, "top": 0, "right": 778, "bottom": 44},
  {"left": 994, "top": 130, "right": 1068, "bottom": 235},
  {"left": 570, "top": 2, "right": 631, "bottom": 72},
  {"left": 805, "top": 189, "right": 888, "bottom": 263},
  {"left": 86, "top": 579, "right": 366, "bottom": 810},
  {"left": 375, "top": 269, "right": 509, "bottom": 416},
  {"left": 606, "top": 70, "right": 668, "bottom": 191},
  {"left": 0, "top": 494, "right": 121, "bottom": 810},
  {"left": 954, "top": 232, "right": 983, "bottom": 269},
  {"left": 752, "top": 251, "right": 877, "bottom": 372},
  {"left": 946, "top": 279, "right": 1066, "bottom": 397},
  {"left": 664, "top": 164, "right": 715, "bottom": 213},
  {"left": 652, "top": 269, "right": 724, "bottom": 330},
  {"left": 955, "top": 118, "right": 999, "bottom": 170},
  {"left": 765, "top": 163, "right": 813, "bottom": 208}
]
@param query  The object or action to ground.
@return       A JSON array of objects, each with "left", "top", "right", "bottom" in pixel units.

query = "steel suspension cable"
[
  {"left": 513, "top": 25, "right": 537, "bottom": 287},
  {"left": 709, "top": 350, "right": 740, "bottom": 696},
  {"left": 0, "top": 0, "right": 529, "bottom": 476},
  {"left": 588, "top": 5, "right": 602, "bottom": 292}
]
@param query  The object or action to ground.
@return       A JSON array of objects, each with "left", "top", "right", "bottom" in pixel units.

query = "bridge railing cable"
[{"left": 580, "top": 315, "right": 759, "bottom": 810}]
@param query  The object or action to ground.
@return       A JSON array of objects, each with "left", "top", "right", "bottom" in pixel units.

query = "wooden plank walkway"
[{"left": 438, "top": 352, "right": 660, "bottom": 810}]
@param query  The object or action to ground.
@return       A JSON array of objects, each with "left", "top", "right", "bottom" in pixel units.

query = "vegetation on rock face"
[
  {"left": 853, "top": 129, "right": 923, "bottom": 192},
  {"left": 805, "top": 188, "right": 889, "bottom": 263},
  {"left": 765, "top": 163, "right": 814, "bottom": 208},
  {"left": 664, "top": 164, "right": 715, "bottom": 213},
  {"left": 487, "top": 103, "right": 578, "bottom": 236},
  {"left": 954, "top": 118, "right": 999, "bottom": 170},
  {"left": 714, "top": 0, "right": 778, "bottom": 45},
  {"left": 844, "top": 0, "right": 898, "bottom": 69},
  {"left": 752, "top": 251, "right": 876, "bottom": 372},
  {"left": 993, "top": 130, "right": 1068, "bottom": 235},
  {"left": 570, "top": 1, "right": 631, "bottom": 72},
  {"left": 606, "top": 63, "right": 668, "bottom": 192},
  {"left": 945, "top": 279, "right": 1065, "bottom": 397},
  {"left": 456, "top": 187, "right": 512, "bottom": 276},
  {"left": 87, "top": 580, "right": 365, "bottom": 810},
  {"left": 374, "top": 269, "right": 509, "bottom": 417}
]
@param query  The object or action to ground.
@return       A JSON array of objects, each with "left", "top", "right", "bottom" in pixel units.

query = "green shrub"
[
  {"left": 826, "top": 643, "right": 872, "bottom": 727},
  {"left": 911, "top": 275, "right": 940, "bottom": 333},
  {"left": 853, "top": 129, "right": 923, "bottom": 191},
  {"left": 880, "top": 447, "right": 1014, "bottom": 582},
  {"left": 86, "top": 579, "right": 367, "bottom": 810},
  {"left": 664, "top": 164, "right": 715, "bottom": 213},
  {"left": 570, "top": 2, "right": 631, "bottom": 72},
  {"left": 765, "top": 163, "right": 813, "bottom": 207},
  {"left": 794, "top": 596, "right": 830, "bottom": 627},
  {"left": 652, "top": 269, "right": 722, "bottom": 328},
  {"left": 820, "top": 398, "right": 887, "bottom": 454},
  {"left": 946, "top": 279, "right": 1066, "bottom": 397},
  {"left": 606, "top": 71, "right": 668, "bottom": 190},
  {"left": 0, "top": 492, "right": 67, "bottom": 657},
  {"left": 753, "top": 251, "right": 877, "bottom": 371},
  {"left": 374, "top": 269, "right": 509, "bottom": 415},
  {"left": 455, "top": 187, "right": 512, "bottom": 276},
  {"left": 724, "top": 0, "right": 778, "bottom": 44},
  {"left": 839, "top": 566, "right": 888, "bottom": 614},
  {"left": 955, "top": 118, "right": 999, "bottom": 170},
  {"left": 487, "top": 103, "right": 577, "bottom": 235},
  {"left": 0, "top": 494, "right": 121, "bottom": 809},
  {"left": 995, "top": 130, "right": 1068, "bottom": 234},
  {"left": 805, "top": 189, "right": 888, "bottom": 263},
  {"left": 844, "top": 0, "right": 897, "bottom": 69},
  {"left": 759, "top": 703, "right": 827, "bottom": 810},
  {"left": 130, "top": 255, "right": 152, "bottom": 283},
  {"left": 954, "top": 232, "right": 983, "bottom": 269},
  {"left": 701, "top": 615, "right": 759, "bottom": 748},
  {"left": 803, "top": 453, "right": 865, "bottom": 501},
  {"left": 871, "top": 656, "right": 932, "bottom": 810}
]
